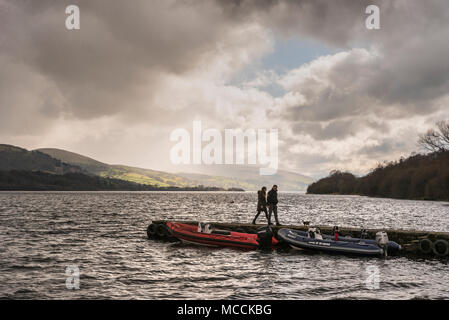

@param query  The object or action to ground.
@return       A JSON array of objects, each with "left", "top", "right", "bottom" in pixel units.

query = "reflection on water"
[{"left": 0, "top": 191, "right": 448, "bottom": 299}]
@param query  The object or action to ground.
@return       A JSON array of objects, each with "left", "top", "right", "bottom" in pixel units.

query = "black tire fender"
[
  {"left": 419, "top": 238, "right": 433, "bottom": 254},
  {"left": 432, "top": 239, "right": 449, "bottom": 257},
  {"left": 156, "top": 224, "right": 169, "bottom": 238},
  {"left": 147, "top": 223, "right": 157, "bottom": 238}
]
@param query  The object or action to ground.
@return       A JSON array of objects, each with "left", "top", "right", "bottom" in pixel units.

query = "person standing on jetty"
[
  {"left": 252, "top": 186, "right": 268, "bottom": 224},
  {"left": 267, "top": 185, "right": 280, "bottom": 226}
]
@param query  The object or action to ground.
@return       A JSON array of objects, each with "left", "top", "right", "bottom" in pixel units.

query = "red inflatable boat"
[{"left": 166, "top": 222, "right": 278, "bottom": 250}]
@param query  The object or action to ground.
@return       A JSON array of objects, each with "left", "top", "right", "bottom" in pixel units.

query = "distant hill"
[
  {"left": 37, "top": 148, "right": 196, "bottom": 188},
  {"left": 177, "top": 165, "right": 314, "bottom": 191},
  {"left": 0, "top": 170, "right": 239, "bottom": 191},
  {"left": 307, "top": 151, "right": 449, "bottom": 201},
  {"left": 0, "top": 170, "right": 158, "bottom": 191},
  {"left": 0, "top": 145, "right": 243, "bottom": 191},
  {"left": 0, "top": 144, "right": 82, "bottom": 174},
  {"left": 38, "top": 148, "right": 314, "bottom": 191},
  {"left": 36, "top": 148, "right": 109, "bottom": 173}
]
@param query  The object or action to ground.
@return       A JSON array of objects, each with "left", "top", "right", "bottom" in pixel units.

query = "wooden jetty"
[{"left": 147, "top": 220, "right": 449, "bottom": 258}]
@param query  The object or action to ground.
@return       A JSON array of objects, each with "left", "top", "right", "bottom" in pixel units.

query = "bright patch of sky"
[
  {"left": 263, "top": 37, "right": 341, "bottom": 73},
  {"left": 231, "top": 37, "right": 341, "bottom": 97}
]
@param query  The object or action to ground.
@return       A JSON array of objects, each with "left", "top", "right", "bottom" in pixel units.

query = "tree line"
[
  {"left": 307, "top": 121, "right": 449, "bottom": 201},
  {"left": 0, "top": 170, "right": 243, "bottom": 191}
]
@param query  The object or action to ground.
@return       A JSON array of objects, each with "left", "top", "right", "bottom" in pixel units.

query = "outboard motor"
[
  {"left": 376, "top": 231, "right": 389, "bottom": 256},
  {"left": 256, "top": 226, "right": 273, "bottom": 249}
]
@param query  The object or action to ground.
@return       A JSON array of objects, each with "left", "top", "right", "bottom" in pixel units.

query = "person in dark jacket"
[
  {"left": 267, "top": 185, "right": 280, "bottom": 226},
  {"left": 252, "top": 186, "right": 268, "bottom": 224}
]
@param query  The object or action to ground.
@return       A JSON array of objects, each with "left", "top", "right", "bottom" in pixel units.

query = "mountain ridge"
[
  {"left": 0, "top": 144, "right": 83, "bottom": 174},
  {"left": 0, "top": 145, "right": 314, "bottom": 191},
  {"left": 37, "top": 148, "right": 197, "bottom": 188},
  {"left": 37, "top": 148, "right": 314, "bottom": 191}
]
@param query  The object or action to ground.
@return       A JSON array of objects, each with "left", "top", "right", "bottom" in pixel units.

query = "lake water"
[{"left": 0, "top": 191, "right": 448, "bottom": 299}]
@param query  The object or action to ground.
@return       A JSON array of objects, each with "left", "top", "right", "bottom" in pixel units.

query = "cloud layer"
[{"left": 1, "top": 0, "right": 449, "bottom": 177}]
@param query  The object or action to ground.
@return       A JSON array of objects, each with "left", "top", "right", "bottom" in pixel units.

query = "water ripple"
[{"left": 0, "top": 191, "right": 448, "bottom": 299}]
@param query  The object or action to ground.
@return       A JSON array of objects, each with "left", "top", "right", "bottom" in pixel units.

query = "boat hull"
[
  {"left": 167, "top": 222, "right": 277, "bottom": 250},
  {"left": 288, "top": 229, "right": 401, "bottom": 252},
  {"left": 278, "top": 228, "right": 384, "bottom": 256}
]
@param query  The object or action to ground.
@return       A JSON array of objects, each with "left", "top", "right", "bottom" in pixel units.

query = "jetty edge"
[{"left": 147, "top": 220, "right": 449, "bottom": 258}]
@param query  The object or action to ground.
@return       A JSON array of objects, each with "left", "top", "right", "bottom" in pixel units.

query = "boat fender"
[
  {"left": 147, "top": 223, "right": 157, "bottom": 238},
  {"left": 419, "top": 238, "right": 433, "bottom": 254},
  {"left": 432, "top": 239, "right": 449, "bottom": 257},
  {"left": 156, "top": 224, "right": 169, "bottom": 238}
]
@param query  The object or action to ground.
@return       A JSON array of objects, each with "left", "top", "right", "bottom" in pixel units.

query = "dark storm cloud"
[
  {"left": 215, "top": 0, "right": 383, "bottom": 46},
  {"left": 0, "top": 0, "right": 243, "bottom": 126},
  {"left": 257, "top": 0, "right": 449, "bottom": 147},
  {"left": 215, "top": 0, "right": 449, "bottom": 147},
  {"left": 1, "top": 0, "right": 449, "bottom": 176},
  {"left": 358, "top": 139, "right": 405, "bottom": 158},
  {"left": 3, "top": 0, "right": 447, "bottom": 126}
]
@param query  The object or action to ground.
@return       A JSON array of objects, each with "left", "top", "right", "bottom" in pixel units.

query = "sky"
[{"left": 1, "top": 0, "right": 449, "bottom": 178}]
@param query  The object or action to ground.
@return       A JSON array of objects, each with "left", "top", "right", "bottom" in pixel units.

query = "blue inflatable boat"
[
  {"left": 277, "top": 228, "right": 400, "bottom": 256},
  {"left": 282, "top": 229, "right": 401, "bottom": 253}
]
